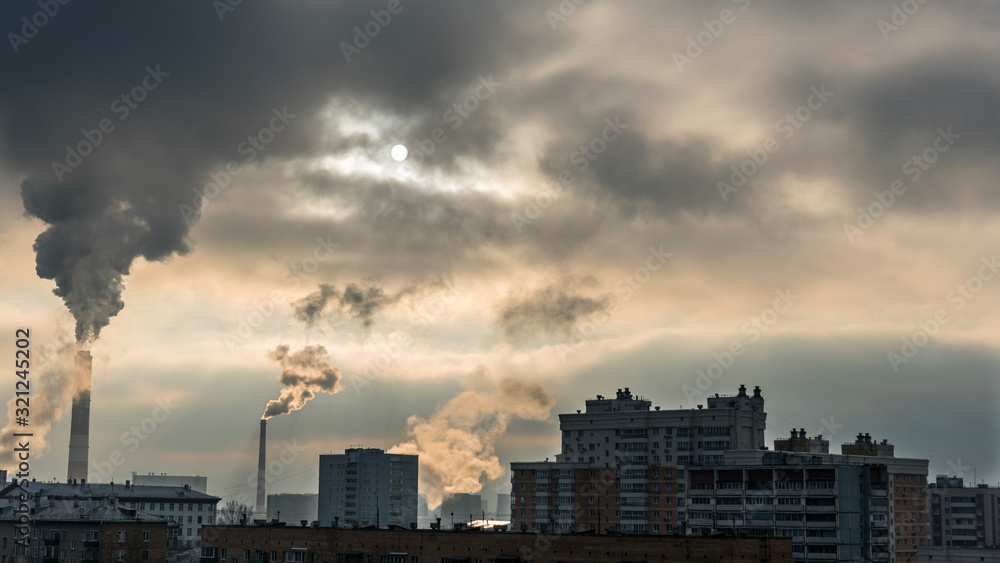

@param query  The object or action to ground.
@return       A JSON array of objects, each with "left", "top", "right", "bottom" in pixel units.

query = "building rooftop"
[
  {"left": 0, "top": 481, "right": 220, "bottom": 502},
  {"left": 0, "top": 498, "right": 167, "bottom": 522}
]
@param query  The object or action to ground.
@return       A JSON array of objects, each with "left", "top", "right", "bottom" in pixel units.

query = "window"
[
  {"left": 117, "top": 551, "right": 125, "bottom": 562},
  {"left": 118, "top": 531, "right": 126, "bottom": 542},
  {"left": 142, "top": 550, "right": 150, "bottom": 561},
  {"left": 143, "top": 531, "right": 150, "bottom": 542}
]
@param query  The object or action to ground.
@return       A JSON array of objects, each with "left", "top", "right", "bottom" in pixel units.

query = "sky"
[{"left": 0, "top": 1, "right": 998, "bottom": 509}]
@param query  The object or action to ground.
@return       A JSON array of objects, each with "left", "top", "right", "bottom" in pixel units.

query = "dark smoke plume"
[
  {"left": 495, "top": 277, "right": 612, "bottom": 344},
  {"left": 263, "top": 345, "right": 342, "bottom": 419},
  {"left": 293, "top": 278, "right": 446, "bottom": 331},
  {"left": 1, "top": 1, "right": 525, "bottom": 343}
]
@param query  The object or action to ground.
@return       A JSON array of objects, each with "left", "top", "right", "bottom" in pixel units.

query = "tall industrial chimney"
[
  {"left": 67, "top": 350, "right": 92, "bottom": 482},
  {"left": 257, "top": 419, "right": 267, "bottom": 517}
]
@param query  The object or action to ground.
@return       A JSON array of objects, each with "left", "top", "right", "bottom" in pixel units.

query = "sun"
[{"left": 391, "top": 144, "right": 408, "bottom": 162}]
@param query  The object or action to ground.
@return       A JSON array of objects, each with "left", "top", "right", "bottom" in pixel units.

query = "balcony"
[
  {"left": 44, "top": 538, "right": 60, "bottom": 546},
  {"left": 872, "top": 536, "right": 889, "bottom": 545},
  {"left": 804, "top": 488, "right": 836, "bottom": 496},
  {"left": 83, "top": 540, "right": 100, "bottom": 548}
]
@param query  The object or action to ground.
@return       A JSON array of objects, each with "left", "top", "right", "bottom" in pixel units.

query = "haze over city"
[{"left": 0, "top": 0, "right": 998, "bottom": 515}]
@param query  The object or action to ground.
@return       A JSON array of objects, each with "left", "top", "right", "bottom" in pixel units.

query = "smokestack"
[
  {"left": 67, "top": 351, "right": 92, "bottom": 482},
  {"left": 257, "top": 419, "right": 266, "bottom": 517}
]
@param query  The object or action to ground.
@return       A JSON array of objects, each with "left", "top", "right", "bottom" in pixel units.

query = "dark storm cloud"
[
  {"left": 539, "top": 124, "right": 737, "bottom": 218},
  {"left": 293, "top": 277, "right": 447, "bottom": 331},
  {"left": 0, "top": 0, "right": 544, "bottom": 341},
  {"left": 496, "top": 277, "right": 612, "bottom": 344}
]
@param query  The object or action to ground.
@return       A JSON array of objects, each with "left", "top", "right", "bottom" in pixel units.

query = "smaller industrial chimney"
[
  {"left": 257, "top": 419, "right": 267, "bottom": 517},
  {"left": 67, "top": 351, "right": 92, "bottom": 482}
]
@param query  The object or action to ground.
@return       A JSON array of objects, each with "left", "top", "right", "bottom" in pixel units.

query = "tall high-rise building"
[
  {"left": 928, "top": 476, "right": 1000, "bottom": 549},
  {"left": 841, "top": 433, "right": 930, "bottom": 562},
  {"left": 511, "top": 386, "right": 931, "bottom": 563},
  {"left": 512, "top": 384, "right": 767, "bottom": 535},
  {"left": 318, "top": 448, "right": 418, "bottom": 528}
]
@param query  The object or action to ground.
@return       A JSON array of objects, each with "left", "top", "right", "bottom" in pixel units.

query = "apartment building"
[
  {"left": 317, "top": 448, "right": 418, "bottom": 528},
  {"left": 511, "top": 384, "right": 766, "bottom": 534},
  {"left": 511, "top": 386, "right": 931, "bottom": 563},
  {"left": 0, "top": 498, "right": 168, "bottom": 563},
  {"left": 928, "top": 476, "right": 1000, "bottom": 548},
  {"left": 199, "top": 525, "right": 793, "bottom": 563},
  {"left": 0, "top": 480, "right": 220, "bottom": 552}
]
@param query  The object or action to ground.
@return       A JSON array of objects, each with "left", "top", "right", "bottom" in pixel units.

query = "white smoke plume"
[
  {"left": 0, "top": 343, "right": 89, "bottom": 468},
  {"left": 389, "top": 374, "right": 556, "bottom": 510},
  {"left": 262, "top": 345, "right": 343, "bottom": 419}
]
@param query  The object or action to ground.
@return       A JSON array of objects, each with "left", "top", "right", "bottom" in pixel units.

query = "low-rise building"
[
  {"left": 132, "top": 473, "right": 208, "bottom": 493},
  {"left": 199, "top": 525, "right": 792, "bottom": 562},
  {"left": 0, "top": 480, "right": 220, "bottom": 553},
  {"left": 0, "top": 498, "right": 168, "bottom": 563}
]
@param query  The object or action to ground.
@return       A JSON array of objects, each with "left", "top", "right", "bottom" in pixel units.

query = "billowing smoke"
[
  {"left": 0, "top": 343, "right": 89, "bottom": 465},
  {"left": 293, "top": 278, "right": 446, "bottom": 332},
  {"left": 495, "top": 277, "right": 612, "bottom": 344},
  {"left": 21, "top": 186, "right": 183, "bottom": 344},
  {"left": 262, "top": 345, "right": 342, "bottom": 419},
  {"left": 1, "top": 1, "right": 524, "bottom": 343},
  {"left": 389, "top": 374, "right": 556, "bottom": 510}
]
